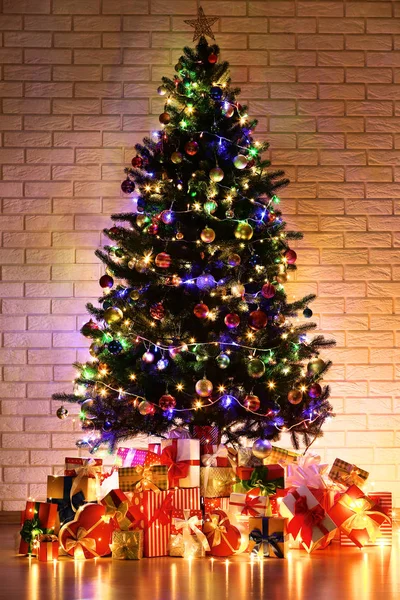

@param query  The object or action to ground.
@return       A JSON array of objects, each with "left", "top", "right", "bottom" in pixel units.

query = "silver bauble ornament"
[{"left": 252, "top": 438, "right": 272, "bottom": 459}]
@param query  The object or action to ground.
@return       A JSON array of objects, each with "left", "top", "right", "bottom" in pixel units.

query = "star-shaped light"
[{"left": 184, "top": 7, "right": 219, "bottom": 41}]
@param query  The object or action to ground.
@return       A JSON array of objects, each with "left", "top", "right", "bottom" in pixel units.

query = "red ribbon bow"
[
  {"left": 160, "top": 443, "right": 190, "bottom": 488},
  {"left": 288, "top": 491, "right": 329, "bottom": 547},
  {"left": 149, "top": 491, "right": 175, "bottom": 527}
]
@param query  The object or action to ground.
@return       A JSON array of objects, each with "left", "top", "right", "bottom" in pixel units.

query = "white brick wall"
[{"left": 1, "top": 0, "right": 400, "bottom": 509}]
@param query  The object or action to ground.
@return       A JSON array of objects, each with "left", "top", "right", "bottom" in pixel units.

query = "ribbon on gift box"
[
  {"left": 230, "top": 488, "right": 267, "bottom": 517},
  {"left": 20, "top": 517, "right": 50, "bottom": 555},
  {"left": 63, "top": 515, "right": 104, "bottom": 560},
  {"left": 168, "top": 427, "right": 192, "bottom": 439},
  {"left": 287, "top": 490, "right": 329, "bottom": 548},
  {"left": 161, "top": 441, "right": 199, "bottom": 488},
  {"left": 249, "top": 527, "right": 284, "bottom": 558},
  {"left": 148, "top": 490, "right": 175, "bottom": 528},
  {"left": 203, "top": 512, "right": 237, "bottom": 553},
  {"left": 339, "top": 492, "right": 390, "bottom": 542},
  {"left": 70, "top": 460, "right": 101, "bottom": 511},
  {"left": 102, "top": 489, "right": 143, "bottom": 530},
  {"left": 201, "top": 444, "right": 228, "bottom": 467},
  {"left": 286, "top": 453, "right": 329, "bottom": 490},
  {"left": 111, "top": 531, "right": 143, "bottom": 560},
  {"left": 127, "top": 465, "right": 165, "bottom": 493},
  {"left": 173, "top": 508, "right": 210, "bottom": 553},
  {"left": 237, "top": 466, "right": 283, "bottom": 497}
]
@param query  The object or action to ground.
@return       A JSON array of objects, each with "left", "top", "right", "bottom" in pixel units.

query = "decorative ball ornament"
[
  {"left": 244, "top": 394, "right": 261, "bottom": 412},
  {"left": 142, "top": 351, "right": 155, "bottom": 364},
  {"left": 307, "top": 358, "right": 325, "bottom": 375},
  {"left": 131, "top": 156, "right": 143, "bottom": 168},
  {"left": 150, "top": 302, "right": 165, "bottom": 320},
  {"left": 194, "top": 303, "right": 209, "bottom": 319},
  {"left": 136, "top": 214, "right": 149, "bottom": 228},
  {"left": 108, "top": 340, "right": 123, "bottom": 355},
  {"left": 288, "top": 389, "right": 303, "bottom": 405},
  {"left": 185, "top": 140, "right": 199, "bottom": 156},
  {"left": 233, "top": 155, "right": 248, "bottom": 170},
  {"left": 81, "top": 398, "right": 95, "bottom": 416},
  {"left": 159, "top": 394, "right": 177, "bottom": 411},
  {"left": 204, "top": 200, "right": 218, "bottom": 215},
  {"left": 146, "top": 223, "right": 158, "bottom": 235},
  {"left": 89, "top": 342, "right": 102, "bottom": 358},
  {"left": 81, "top": 319, "right": 99, "bottom": 337},
  {"left": 103, "top": 306, "right": 123, "bottom": 324},
  {"left": 159, "top": 112, "right": 171, "bottom": 125},
  {"left": 231, "top": 283, "right": 245, "bottom": 297},
  {"left": 228, "top": 253, "right": 241, "bottom": 267},
  {"left": 224, "top": 313, "right": 240, "bottom": 329},
  {"left": 195, "top": 378, "right": 213, "bottom": 397},
  {"left": 176, "top": 231, "right": 184, "bottom": 240},
  {"left": 208, "top": 53, "right": 218, "bottom": 64},
  {"left": 157, "top": 358, "right": 169, "bottom": 370},
  {"left": 160, "top": 210, "right": 174, "bottom": 224},
  {"left": 138, "top": 400, "right": 155, "bottom": 416},
  {"left": 157, "top": 85, "right": 167, "bottom": 96},
  {"left": 225, "top": 209, "right": 234, "bottom": 219},
  {"left": 252, "top": 438, "right": 272, "bottom": 459},
  {"left": 197, "top": 274, "right": 216, "bottom": 290},
  {"left": 285, "top": 249, "right": 297, "bottom": 264},
  {"left": 121, "top": 178, "right": 135, "bottom": 194},
  {"left": 171, "top": 151, "right": 183, "bottom": 164},
  {"left": 155, "top": 252, "right": 172, "bottom": 268},
  {"left": 276, "top": 273, "right": 287, "bottom": 284},
  {"left": 209, "top": 167, "right": 224, "bottom": 183},
  {"left": 129, "top": 289, "right": 140, "bottom": 301},
  {"left": 308, "top": 383, "right": 322, "bottom": 399},
  {"left": 303, "top": 308, "right": 313, "bottom": 319},
  {"left": 135, "top": 260, "right": 148, "bottom": 273},
  {"left": 247, "top": 358, "right": 265, "bottom": 379},
  {"left": 235, "top": 222, "right": 253, "bottom": 240},
  {"left": 223, "top": 105, "right": 235, "bottom": 118},
  {"left": 216, "top": 353, "right": 230, "bottom": 369},
  {"left": 210, "top": 86, "right": 223, "bottom": 100},
  {"left": 99, "top": 274, "right": 114, "bottom": 288},
  {"left": 249, "top": 310, "right": 268, "bottom": 330},
  {"left": 103, "top": 420, "right": 113, "bottom": 432},
  {"left": 200, "top": 227, "right": 216, "bottom": 243},
  {"left": 261, "top": 283, "right": 276, "bottom": 299},
  {"left": 56, "top": 406, "right": 69, "bottom": 420}
]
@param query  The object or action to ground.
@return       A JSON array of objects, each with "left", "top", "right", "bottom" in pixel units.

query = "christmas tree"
[{"left": 54, "top": 14, "right": 334, "bottom": 454}]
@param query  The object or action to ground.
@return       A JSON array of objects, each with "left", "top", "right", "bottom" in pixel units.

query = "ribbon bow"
[
  {"left": 287, "top": 454, "right": 329, "bottom": 491},
  {"left": 65, "top": 526, "right": 98, "bottom": 560},
  {"left": 230, "top": 488, "right": 267, "bottom": 517},
  {"left": 130, "top": 465, "right": 162, "bottom": 493},
  {"left": 160, "top": 444, "right": 190, "bottom": 488},
  {"left": 104, "top": 500, "right": 132, "bottom": 529},
  {"left": 249, "top": 467, "right": 282, "bottom": 496},
  {"left": 339, "top": 493, "right": 390, "bottom": 542},
  {"left": 39, "top": 533, "right": 58, "bottom": 543},
  {"left": 111, "top": 532, "right": 142, "bottom": 560},
  {"left": 149, "top": 491, "right": 175, "bottom": 528},
  {"left": 173, "top": 509, "right": 210, "bottom": 553},
  {"left": 201, "top": 445, "right": 227, "bottom": 467},
  {"left": 70, "top": 460, "right": 101, "bottom": 511},
  {"left": 249, "top": 528, "right": 284, "bottom": 558},
  {"left": 20, "top": 517, "right": 47, "bottom": 555},
  {"left": 204, "top": 513, "right": 228, "bottom": 547},
  {"left": 287, "top": 491, "right": 329, "bottom": 547}
]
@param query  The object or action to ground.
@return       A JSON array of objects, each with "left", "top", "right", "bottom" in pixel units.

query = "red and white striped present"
[
  {"left": 340, "top": 491, "right": 392, "bottom": 547},
  {"left": 116, "top": 447, "right": 161, "bottom": 468}
]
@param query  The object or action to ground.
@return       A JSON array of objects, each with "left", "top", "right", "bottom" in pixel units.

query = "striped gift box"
[
  {"left": 263, "top": 446, "right": 299, "bottom": 466},
  {"left": 340, "top": 491, "right": 392, "bottom": 547},
  {"left": 119, "top": 465, "right": 168, "bottom": 492}
]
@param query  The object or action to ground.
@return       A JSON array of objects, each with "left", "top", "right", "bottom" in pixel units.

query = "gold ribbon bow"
[
  {"left": 104, "top": 500, "right": 131, "bottom": 530},
  {"left": 340, "top": 494, "right": 389, "bottom": 542},
  {"left": 65, "top": 526, "right": 99, "bottom": 560},
  {"left": 173, "top": 509, "right": 210, "bottom": 553},
  {"left": 110, "top": 532, "right": 141, "bottom": 560},
  {"left": 70, "top": 461, "right": 101, "bottom": 511},
  {"left": 131, "top": 465, "right": 161, "bottom": 493}
]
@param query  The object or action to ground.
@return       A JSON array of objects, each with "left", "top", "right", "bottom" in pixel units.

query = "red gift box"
[
  {"left": 201, "top": 444, "right": 230, "bottom": 467},
  {"left": 116, "top": 448, "right": 161, "bottom": 468},
  {"left": 328, "top": 484, "right": 390, "bottom": 548},
  {"left": 193, "top": 425, "right": 219, "bottom": 445},
  {"left": 59, "top": 503, "right": 113, "bottom": 559},
  {"left": 101, "top": 488, "right": 143, "bottom": 531},
  {"left": 171, "top": 508, "right": 203, "bottom": 535},
  {"left": 19, "top": 501, "right": 58, "bottom": 555},
  {"left": 204, "top": 497, "right": 230, "bottom": 514},
  {"left": 338, "top": 490, "right": 393, "bottom": 547},
  {"left": 203, "top": 509, "right": 241, "bottom": 556},
  {"left": 161, "top": 439, "right": 200, "bottom": 488},
  {"left": 64, "top": 457, "right": 103, "bottom": 477},
  {"left": 37, "top": 535, "right": 59, "bottom": 561}
]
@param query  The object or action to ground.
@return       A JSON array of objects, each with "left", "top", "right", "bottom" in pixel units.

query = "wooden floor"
[{"left": 4, "top": 524, "right": 400, "bottom": 600}]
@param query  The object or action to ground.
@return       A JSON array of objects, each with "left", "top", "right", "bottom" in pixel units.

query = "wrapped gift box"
[
  {"left": 169, "top": 533, "right": 206, "bottom": 557},
  {"left": 286, "top": 454, "right": 337, "bottom": 513},
  {"left": 19, "top": 501, "right": 58, "bottom": 555},
  {"left": 328, "top": 484, "right": 390, "bottom": 548},
  {"left": 161, "top": 439, "right": 200, "bottom": 488},
  {"left": 280, "top": 485, "right": 337, "bottom": 553},
  {"left": 233, "top": 465, "right": 284, "bottom": 500},
  {"left": 249, "top": 516, "right": 288, "bottom": 558},
  {"left": 200, "top": 444, "right": 230, "bottom": 467},
  {"left": 119, "top": 465, "right": 168, "bottom": 493},
  {"left": 59, "top": 503, "right": 113, "bottom": 559},
  {"left": 203, "top": 497, "right": 230, "bottom": 514},
  {"left": 47, "top": 475, "right": 93, "bottom": 529},
  {"left": 264, "top": 446, "right": 299, "bottom": 466},
  {"left": 64, "top": 457, "right": 103, "bottom": 477},
  {"left": 200, "top": 466, "right": 236, "bottom": 498},
  {"left": 193, "top": 425, "right": 219, "bottom": 445},
  {"left": 37, "top": 534, "right": 59, "bottom": 562},
  {"left": 204, "top": 509, "right": 241, "bottom": 556},
  {"left": 171, "top": 508, "right": 203, "bottom": 535},
  {"left": 101, "top": 488, "right": 144, "bottom": 530},
  {"left": 169, "top": 508, "right": 209, "bottom": 558},
  {"left": 116, "top": 447, "right": 161, "bottom": 468},
  {"left": 229, "top": 489, "right": 269, "bottom": 518},
  {"left": 339, "top": 491, "right": 392, "bottom": 547},
  {"left": 328, "top": 458, "right": 369, "bottom": 489},
  {"left": 111, "top": 530, "right": 144, "bottom": 559}
]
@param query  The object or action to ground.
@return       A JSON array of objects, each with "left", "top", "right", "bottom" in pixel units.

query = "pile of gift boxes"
[{"left": 18, "top": 426, "right": 393, "bottom": 561}]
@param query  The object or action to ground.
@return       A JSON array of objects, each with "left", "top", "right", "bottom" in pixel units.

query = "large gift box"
[
  {"left": 328, "top": 458, "right": 369, "bottom": 489},
  {"left": 169, "top": 508, "right": 209, "bottom": 558},
  {"left": 328, "top": 484, "right": 390, "bottom": 548},
  {"left": 204, "top": 509, "right": 241, "bottom": 556},
  {"left": 19, "top": 501, "right": 58, "bottom": 555},
  {"left": 101, "top": 488, "right": 144, "bottom": 530},
  {"left": 161, "top": 439, "right": 200, "bottom": 488},
  {"left": 64, "top": 457, "right": 103, "bottom": 477},
  {"left": 280, "top": 485, "right": 337, "bottom": 553},
  {"left": 229, "top": 489, "right": 269, "bottom": 518},
  {"left": 119, "top": 465, "right": 168, "bottom": 493},
  {"left": 264, "top": 446, "right": 299, "bottom": 466},
  {"left": 37, "top": 534, "right": 59, "bottom": 562},
  {"left": 116, "top": 447, "right": 161, "bottom": 468},
  {"left": 339, "top": 491, "right": 392, "bottom": 547},
  {"left": 59, "top": 503, "right": 113, "bottom": 559},
  {"left": 249, "top": 516, "right": 288, "bottom": 558},
  {"left": 201, "top": 444, "right": 230, "bottom": 467},
  {"left": 47, "top": 475, "right": 92, "bottom": 529},
  {"left": 110, "top": 530, "right": 144, "bottom": 559},
  {"left": 200, "top": 466, "right": 236, "bottom": 497}
]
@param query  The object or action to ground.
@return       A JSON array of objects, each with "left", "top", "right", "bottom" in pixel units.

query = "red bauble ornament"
[
  {"left": 147, "top": 223, "right": 158, "bottom": 235},
  {"left": 244, "top": 394, "right": 261, "bottom": 411},
  {"left": 99, "top": 274, "right": 114, "bottom": 288},
  {"left": 261, "top": 283, "right": 276, "bottom": 299},
  {"left": 81, "top": 319, "right": 99, "bottom": 337},
  {"left": 155, "top": 252, "right": 171, "bottom": 268},
  {"left": 150, "top": 302, "right": 165, "bottom": 320},
  {"left": 121, "top": 179, "right": 135, "bottom": 194},
  {"left": 131, "top": 156, "right": 143, "bottom": 168},
  {"left": 108, "top": 226, "right": 119, "bottom": 236},
  {"left": 285, "top": 249, "right": 297, "bottom": 264},
  {"left": 194, "top": 303, "right": 209, "bottom": 319},
  {"left": 208, "top": 53, "right": 218, "bottom": 64},
  {"left": 308, "top": 383, "right": 322, "bottom": 399},
  {"left": 159, "top": 112, "right": 171, "bottom": 124},
  {"left": 224, "top": 313, "right": 240, "bottom": 329},
  {"left": 249, "top": 310, "right": 268, "bottom": 330},
  {"left": 159, "top": 394, "right": 177, "bottom": 411},
  {"left": 185, "top": 140, "right": 199, "bottom": 156}
]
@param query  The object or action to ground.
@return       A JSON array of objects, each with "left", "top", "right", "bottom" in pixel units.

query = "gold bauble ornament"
[
  {"left": 288, "top": 389, "right": 303, "bottom": 405},
  {"left": 233, "top": 154, "right": 248, "bottom": 169},
  {"left": 129, "top": 289, "right": 140, "bottom": 301},
  {"left": 138, "top": 400, "right": 155, "bottom": 415},
  {"left": 252, "top": 438, "right": 272, "bottom": 459},
  {"left": 235, "top": 222, "right": 253, "bottom": 240},
  {"left": 159, "top": 111, "right": 171, "bottom": 125},
  {"left": 103, "top": 306, "right": 123, "bottom": 324},
  {"left": 195, "top": 377, "right": 213, "bottom": 397},
  {"left": 171, "top": 151, "right": 183, "bottom": 164},
  {"left": 307, "top": 358, "right": 325, "bottom": 375},
  {"left": 209, "top": 167, "right": 224, "bottom": 183},
  {"left": 200, "top": 227, "right": 216, "bottom": 243},
  {"left": 135, "top": 259, "right": 147, "bottom": 273},
  {"left": 136, "top": 214, "right": 149, "bottom": 228},
  {"left": 56, "top": 406, "right": 69, "bottom": 420},
  {"left": 228, "top": 253, "right": 241, "bottom": 267},
  {"left": 89, "top": 342, "right": 101, "bottom": 357},
  {"left": 247, "top": 358, "right": 265, "bottom": 379}
]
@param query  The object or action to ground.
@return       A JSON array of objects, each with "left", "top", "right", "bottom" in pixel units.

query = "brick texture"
[{"left": 1, "top": 0, "right": 400, "bottom": 509}]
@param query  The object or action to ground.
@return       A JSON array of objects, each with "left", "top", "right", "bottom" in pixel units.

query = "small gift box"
[
  {"left": 64, "top": 457, "right": 103, "bottom": 477},
  {"left": 201, "top": 444, "right": 230, "bottom": 467},
  {"left": 101, "top": 489, "right": 143, "bottom": 531},
  {"left": 200, "top": 466, "right": 236, "bottom": 498},
  {"left": 280, "top": 485, "right": 337, "bottom": 553},
  {"left": 169, "top": 508, "right": 209, "bottom": 558},
  {"left": 204, "top": 510, "right": 241, "bottom": 556},
  {"left": 19, "top": 501, "right": 58, "bottom": 555},
  {"left": 286, "top": 454, "right": 337, "bottom": 513},
  {"left": 116, "top": 447, "right": 161, "bottom": 468},
  {"left": 161, "top": 439, "right": 200, "bottom": 488},
  {"left": 229, "top": 489, "right": 269, "bottom": 518},
  {"left": 193, "top": 425, "right": 219, "bottom": 445},
  {"left": 328, "top": 484, "right": 390, "bottom": 548},
  {"left": 203, "top": 497, "right": 230, "bottom": 514},
  {"left": 111, "top": 530, "right": 144, "bottom": 559},
  {"left": 119, "top": 465, "right": 168, "bottom": 493},
  {"left": 59, "top": 503, "right": 113, "bottom": 559},
  {"left": 328, "top": 458, "right": 369, "bottom": 489},
  {"left": 148, "top": 443, "right": 161, "bottom": 455},
  {"left": 249, "top": 516, "right": 288, "bottom": 558},
  {"left": 340, "top": 491, "right": 392, "bottom": 547},
  {"left": 264, "top": 446, "right": 299, "bottom": 466},
  {"left": 37, "top": 534, "right": 59, "bottom": 562}
]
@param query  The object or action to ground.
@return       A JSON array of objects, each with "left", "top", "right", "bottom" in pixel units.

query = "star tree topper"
[{"left": 184, "top": 6, "right": 219, "bottom": 41}]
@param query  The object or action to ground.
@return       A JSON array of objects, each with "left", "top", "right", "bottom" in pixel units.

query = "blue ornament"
[
  {"left": 303, "top": 308, "right": 313, "bottom": 318},
  {"left": 210, "top": 86, "right": 223, "bottom": 100},
  {"left": 157, "top": 358, "right": 169, "bottom": 371},
  {"left": 103, "top": 420, "right": 113, "bottom": 432},
  {"left": 221, "top": 394, "right": 236, "bottom": 408},
  {"left": 136, "top": 197, "right": 146, "bottom": 211},
  {"left": 197, "top": 274, "right": 216, "bottom": 290},
  {"left": 108, "top": 340, "right": 123, "bottom": 355}
]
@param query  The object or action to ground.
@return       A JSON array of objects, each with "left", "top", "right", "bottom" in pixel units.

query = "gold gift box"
[
  {"left": 111, "top": 530, "right": 143, "bottom": 560},
  {"left": 200, "top": 467, "right": 236, "bottom": 498},
  {"left": 119, "top": 465, "right": 168, "bottom": 492},
  {"left": 169, "top": 534, "right": 205, "bottom": 558}
]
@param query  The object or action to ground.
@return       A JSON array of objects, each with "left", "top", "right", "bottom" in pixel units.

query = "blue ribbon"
[
  {"left": 47, "top": 476, "right": 86, "bottom": 526},
  {"left": 249, "top": 520, "right": 284, "bottom": 558}
]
